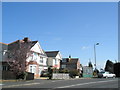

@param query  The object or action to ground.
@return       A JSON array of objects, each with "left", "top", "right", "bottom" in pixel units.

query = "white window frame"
[
  {"left": 40, "top": 56, "right": 43, "bottom": 63},
  {"left": 29, "top": 65, "right": 37, "bottom": 74},
  {"left": 62, "top": 65, "right": 66, "bottom": 68}
]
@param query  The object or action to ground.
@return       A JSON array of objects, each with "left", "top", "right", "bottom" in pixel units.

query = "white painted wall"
[
  {"left": 47, "top": 58, "right": 53, "bottom": 66},
  {"left": 39, "top": 66, "right": 44, "bottom": 75},
  {"left": 56, "top": 52, "right": 62, "bottom": 60},
  {"left": 47, "top": 52, "right": 62, "bottom": 69},
  {"left": 31, "top": 42, "right": 44, "bottom": 54},
  {"left": 43, "top": 57, "right": 47, "bottom": 66},
  {"left": 53, "top": 59, "right": 55, "bottom": 66},
  {"left": 26, "top": 42, "right": 48, "bottom": 76}
]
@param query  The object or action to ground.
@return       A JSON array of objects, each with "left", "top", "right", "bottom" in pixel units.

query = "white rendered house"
[{"left": 45, "top": 51, "right": 62, "bottom": 69}]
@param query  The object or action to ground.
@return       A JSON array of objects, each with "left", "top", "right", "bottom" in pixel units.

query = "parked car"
[
  {"left": 41, "top": 70, "right": 49, "bottom": 77},
  {"left": 98, "top": 71, "right": 116, "bottom": 78}
]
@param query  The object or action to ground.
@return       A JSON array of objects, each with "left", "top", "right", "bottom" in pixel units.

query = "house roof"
[
  {"left": 69, "top": 58, "right": 79, "bottom": 64},
  {"left": 0, "top": 42, "right": 8, "bottom": 45},
  {"left": 30, "top": 41, "right": 38, "bottom": 48},
  {"left": 7, "top": 38, "right": 48, "bottom": 56},
  {"left": 62, "top": 58, "right": 79, "bottom": 64},
  {"left": 45, "top": 51, "right": 59, "bottom": 57},
  {"left": 8, "top": 38, "right": 38, "bottom": 50},
  {"left": 0, "top": 42, "right": 8, "bottom": 51}
]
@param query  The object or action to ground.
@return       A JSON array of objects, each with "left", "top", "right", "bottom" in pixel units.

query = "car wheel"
[
  {"left": 113, "top": 76, "right": 115, "bottom": 78},
  {"left": 106, "top": 76, "right": 108, "bottom": 78}
]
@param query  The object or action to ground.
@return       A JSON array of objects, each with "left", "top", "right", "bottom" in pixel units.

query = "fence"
[
  {"left": 2, "top": 71, "right": 34, "bottom": 80},
  {"left": 26, "top": 72, "right": 34, "bottom": 80},
  {"left": 2, "top": 71, "right": 16, "bottom": 80},
  {"left": 52, "top": 73, "right": 70, "bottom": 79}
]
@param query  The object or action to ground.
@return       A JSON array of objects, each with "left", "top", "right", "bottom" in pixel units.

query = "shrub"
[{"left": 69, "top": 70, "right": 80, "bottom": 78}]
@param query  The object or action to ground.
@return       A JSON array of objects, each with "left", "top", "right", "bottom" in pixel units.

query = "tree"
[
  {"left": 93, "top": 68, "right": 99, "bottom": 76},
  {"left": 69, "top": 69, "right": 80, "bottom": 78},
  {"left": 48, "top": 66, "right": 53, "bottom": 79},
  {"left": 88, "top": 61, "right": 93, "bottom": 68},
  {"left": 6, "top": 38, "right": 33, "bottom": 79},
  {"left": 104, "top": 60, "right": 114, "bottom": 73}
]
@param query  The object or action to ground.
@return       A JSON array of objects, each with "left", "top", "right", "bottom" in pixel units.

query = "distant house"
[
  {"left": 45, "top": 51, "right": 62, "bottom": 69},
  {"left": 60, "top": 56, "right": 81, "bottom": 72},
  {"left": 1, "top": 37, "right": 48, "bottom": 78},
  {"left": 82, "top": 66, "right": 93, "bottom": 78},
  {"left": 0, "top": 42, "right": 9, "bottom": 71}
]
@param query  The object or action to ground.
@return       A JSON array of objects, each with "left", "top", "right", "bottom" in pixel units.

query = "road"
[{"left": 1, "top": 78, "right": 119, "bottom": 89}]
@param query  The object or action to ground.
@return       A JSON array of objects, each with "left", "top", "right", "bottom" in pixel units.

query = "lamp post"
[{"left": 94, "top": 43, "right": 99, "bottom": 70}]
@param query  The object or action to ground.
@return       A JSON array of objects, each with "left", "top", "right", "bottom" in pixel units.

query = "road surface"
[{"left": 2, "top": 78, "right": 119, "bottom": 89}]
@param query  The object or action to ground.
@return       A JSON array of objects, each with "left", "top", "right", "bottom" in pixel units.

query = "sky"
[{"left": 2, "top": 2, "right": 118, "bottom": 70}]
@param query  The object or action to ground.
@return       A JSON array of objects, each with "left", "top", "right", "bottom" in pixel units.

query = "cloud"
[{"left": 81, "top": 46, "right": 90, "bottom": 50}]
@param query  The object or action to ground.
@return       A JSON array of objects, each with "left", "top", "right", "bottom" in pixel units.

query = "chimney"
[
  {"left": 23, "top": 37, "right": 31, "bottom": 42},
  {"left": 69, "top": 55, "right": 71, "bottom": 61},
  {"left": 69, "top": 55, "right": 71, "bottom": 58}
]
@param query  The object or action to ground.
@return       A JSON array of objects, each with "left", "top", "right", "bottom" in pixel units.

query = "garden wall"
[{"left": 52, "top": 73, "right": 70, "bottom": 79}]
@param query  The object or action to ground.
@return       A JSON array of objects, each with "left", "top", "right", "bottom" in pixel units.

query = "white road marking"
[
  {"left": 0, "top": 84, "right": 4, "bottom": 85},
  {"left": 3, "top": 83, "right": 40, "bottom": 88},
  {"left": 51, "top": 81, "right": 56, "bottom": 82},
  {"left": 26, "top": 81, "right": 32, "bottom": 82},
  {"left": 56, "top": 80, "right": 117, "bottom": 88}
]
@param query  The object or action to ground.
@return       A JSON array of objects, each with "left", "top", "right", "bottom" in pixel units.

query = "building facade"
[
  {"left": 45, "top": 51, "right": 62, "bottom": 69},
  {"left": 60, "top": 56, "right": 81, "bottom": 72},
  {"left": 1, "top": 37, "right": 48, "bottom": 78}
]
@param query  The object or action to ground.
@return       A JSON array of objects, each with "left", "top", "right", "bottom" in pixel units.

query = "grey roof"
[
  {"left": 7, "top": 38, "right": 47, "bottom": 57},
  {"left": 8, "top": 39, "right": 38, "bottom": 51},
  {"left": 62, "top": 58, "right": 79, "bottom": 64},
  {"left": 0, "top": 38, "right": 48, "bottom": 61},
  {"left": 45, "top": 51, "right": 59, "bottom": 57},
  {"left": 0, "top": 42, "right": 8, "bottom": 51}
]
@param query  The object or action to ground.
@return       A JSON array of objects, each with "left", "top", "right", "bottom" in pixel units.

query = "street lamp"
[{"left": 94, "top": 43, "right": 99, "bottom": 70}]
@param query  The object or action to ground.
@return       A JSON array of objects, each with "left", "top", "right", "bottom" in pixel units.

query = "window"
[
  {"left": 30, "top": 66, "right": 32, "bottom": 72},
  {"left": 32, "top": 52, "right": 38, "bottom": 61},
  {"left": 40, "top": 57, "right": 43, "bottom": 63},
  {"left": 2, "top": 66, "right": 8, "bottom": 71},
  {"left": 105, "top": 72, "right": 109, "bottom": 74},
  {"left": 29, "top": 65, "right": 36, "bottom": 74},
  {"left": 62, "top": 59, "right": 67, "bottom": 62},
  {"left": 55, "top": 59, "right": 57, "bottom": 65},
  {"left": 62, "top": 65, "right": 66, "bottom": 68},
  {"left": 3, "top": 50, "right": 7, "bottom": 55}
]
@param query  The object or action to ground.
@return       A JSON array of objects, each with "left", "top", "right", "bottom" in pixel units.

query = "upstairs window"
[
  {"left": 55, "top": 59, "right": 57, "bottom": 65},
  {"left": 62, "top": 59, "right": 67, "bottom": 62},
  {"left": 40, "top": 57, "right": 43, "bottom": 63},
  {"left": 62, "top": 65, "right": 66, "bottom": 68},
  {"left": 32, "top": 52, "right": 38, "bottom": 61}
]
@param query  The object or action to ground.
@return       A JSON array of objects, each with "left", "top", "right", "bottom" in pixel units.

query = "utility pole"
[{"left": 94, "top": 43, "right": 99, "bottom": 70}]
